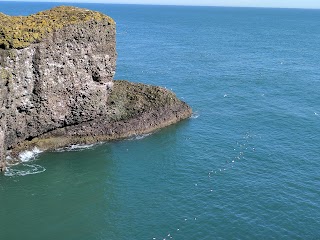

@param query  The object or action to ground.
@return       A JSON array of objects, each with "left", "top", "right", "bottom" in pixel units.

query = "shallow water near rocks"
[{"left": 1, "top": 3, "right": 320, "bottom": 239}]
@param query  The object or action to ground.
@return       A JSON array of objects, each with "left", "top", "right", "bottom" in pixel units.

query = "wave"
[
  {"left": 4, "top": 164, "right": 46, "bottom": 177},
  {"left": 127, "top": 133, "right": 152, "bottom": 141},
  {"left": 19, "top": 147, "right": 42, "bottom": 162},
  {"left": 191, "top": 112, "right": 199, "bottom": 119},
  {"left": 55, "top": 143, "right": 97, "bottom": 152}
]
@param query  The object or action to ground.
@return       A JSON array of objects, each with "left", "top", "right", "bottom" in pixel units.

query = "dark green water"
[{"left": 1, "top": 2, "right": 320, "bottom": 239}]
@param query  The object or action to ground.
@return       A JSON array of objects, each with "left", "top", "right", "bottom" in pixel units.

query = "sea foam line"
[
  {"left": 127, "top": 133, "right": 152, "bottom": 141},
  {"left": 4, "top": 164, "right": 46, "bottom": 177},
  {"left": 55, "top": 143, "right": 97, "bottom": 152}
]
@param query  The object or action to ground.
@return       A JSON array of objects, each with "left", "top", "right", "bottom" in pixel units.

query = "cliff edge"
[{"left": 0, "top": 6, "right": 192, "bottom": 165}]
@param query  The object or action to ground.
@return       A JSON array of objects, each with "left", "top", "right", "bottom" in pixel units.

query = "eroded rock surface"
[
  {"left": 12, "top": 81, "right": 192, "bottom": 155},
  {"left": 0, "top": 6, "right": 191, "bottom": 164}
]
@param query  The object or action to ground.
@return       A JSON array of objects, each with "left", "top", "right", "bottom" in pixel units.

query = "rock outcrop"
[{"left": 0, "top": 6, "right": 192, "bottom": 164}]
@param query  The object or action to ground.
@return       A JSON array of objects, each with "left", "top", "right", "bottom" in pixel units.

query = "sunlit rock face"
[
  {"left": 0, "top": 6, "right": 191, "bottom": 163},
  {"left": 0, "top": 6, "right": 116, "bottom": 159}
]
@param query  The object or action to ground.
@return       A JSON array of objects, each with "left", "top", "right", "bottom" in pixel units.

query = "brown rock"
[{"left": 0, "top": 7, "right": 192, "bottom": 163}]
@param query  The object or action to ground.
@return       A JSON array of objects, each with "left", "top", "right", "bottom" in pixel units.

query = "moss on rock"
[
  {"left": 107, "top": 80, "right": 180, "bottom": 121},
  {"left": 0, "top": 6, "right": 115, "bottom": 49},
  {"left": 0, "top": 68, "right": 12, "bottom": 83}
]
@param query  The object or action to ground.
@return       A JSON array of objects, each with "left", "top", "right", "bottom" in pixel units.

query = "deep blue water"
[{"left": 0, "top": 2, "right": 320, "bottom": 239}]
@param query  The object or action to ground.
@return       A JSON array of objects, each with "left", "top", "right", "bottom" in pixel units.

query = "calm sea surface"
[{"left": 0, "top": 2, "right": 320, "bottom": 239}]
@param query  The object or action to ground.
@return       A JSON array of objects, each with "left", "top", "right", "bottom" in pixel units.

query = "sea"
[{"left": 0, "top": 2, "right": 319, "bottom": 239}]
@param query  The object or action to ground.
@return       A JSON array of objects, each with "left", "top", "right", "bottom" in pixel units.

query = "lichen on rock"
[{"left": 0, "top": 6, "right": 115, "bottom": 49}]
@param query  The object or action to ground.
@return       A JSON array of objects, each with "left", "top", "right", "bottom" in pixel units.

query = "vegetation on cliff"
[{"left": 0, "top": 6, "right": 115, "bottom": 49}]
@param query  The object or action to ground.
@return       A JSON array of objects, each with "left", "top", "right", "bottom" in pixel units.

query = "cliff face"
[{"left": 0, "top": 6, "right": 191, "bottom": 163}]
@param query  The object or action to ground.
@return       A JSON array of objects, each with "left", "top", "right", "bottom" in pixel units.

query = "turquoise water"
[{"left": 1, "top": 2, "right": 320, "bottom": 239}]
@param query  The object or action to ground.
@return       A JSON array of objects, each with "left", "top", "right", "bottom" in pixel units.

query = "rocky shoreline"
[
  {"left": 9, "top": 80, "right": 192, "bottom": 160},
  {"left": 0, "top": 7, "right": 192, "bottom": 168}
]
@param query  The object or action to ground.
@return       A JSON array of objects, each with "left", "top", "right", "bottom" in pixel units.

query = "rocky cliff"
[{"left": 0, "top": 6, "right": 192, "bottom": 165}]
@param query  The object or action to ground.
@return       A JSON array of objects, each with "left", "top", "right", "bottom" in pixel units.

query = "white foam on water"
[
  {"left": 4, "top": 164, "right": 46, "bottom": 177},
  {"left": 6, "top": 161, "right": 20, "bottom": 167},
  {"left": 127, "top": 133, "right": 152, "bottom": 141},
  {"left": 206, "top": 132, "right": 256, "bottom": 185},
  {"left": 191, "top": 112, "right": 199, "bottom": 119},
  {"left": 135, "top": 133, "right": 152, "bottom": 140},
  {"left": 55, "top": 143, "right": 97, "bottom": 152},
  {"left": 19, "top": 147, "right": 42, "bottom": 162},
  {"left": 68, "top": 144, "right": 95, "bottom": 151}
]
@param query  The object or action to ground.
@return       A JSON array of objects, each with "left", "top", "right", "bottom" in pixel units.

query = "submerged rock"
[{"left": 0, "top": 6, "right": 191, "bottom": 163}]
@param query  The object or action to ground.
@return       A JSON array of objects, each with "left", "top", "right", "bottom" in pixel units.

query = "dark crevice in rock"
[
  {"left": 25, "top": 135, "right": 33, "bottom": 141},
  {"left": 31, "top": 46, "right": 41, "bottom": 96}
]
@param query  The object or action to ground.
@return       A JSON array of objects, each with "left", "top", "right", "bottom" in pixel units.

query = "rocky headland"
[{"left": 0, "top": 6, "right": 192, "bottom": 168}]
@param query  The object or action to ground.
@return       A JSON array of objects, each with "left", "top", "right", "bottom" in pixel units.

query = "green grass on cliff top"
[{"left": 0, "top": 6, "right": 115, "bottom": 50}]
